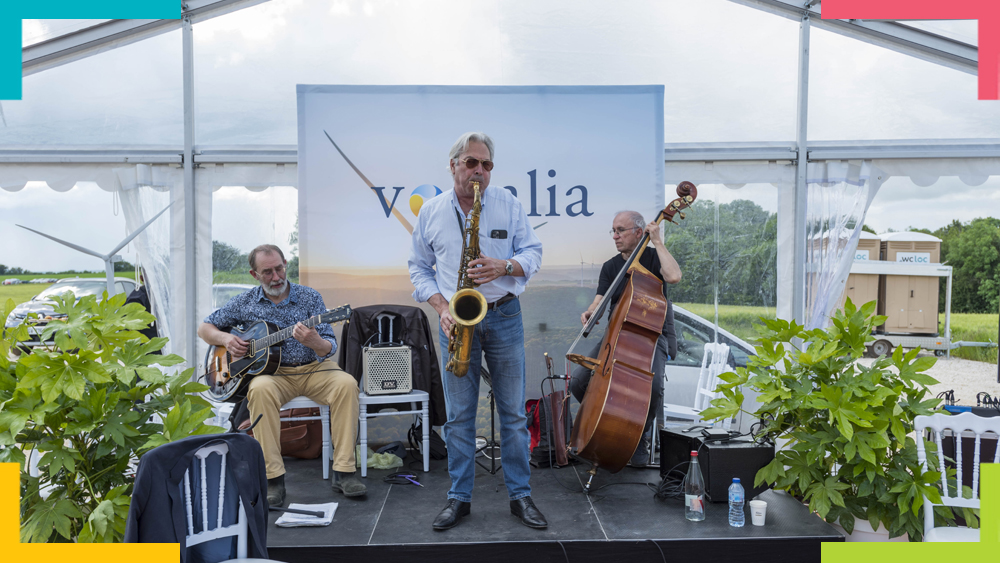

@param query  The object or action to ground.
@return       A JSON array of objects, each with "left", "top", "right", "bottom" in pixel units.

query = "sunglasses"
[{"left": 460, "top": 157, "right": 494, "bottom": 172}]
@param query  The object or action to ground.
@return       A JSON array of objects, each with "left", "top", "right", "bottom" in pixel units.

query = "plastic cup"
[{"left": 749, "top": 500, "right": 767, "bottom": 526}]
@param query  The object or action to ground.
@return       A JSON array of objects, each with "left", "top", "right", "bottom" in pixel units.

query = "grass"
[
  {"left": 212, "top": 271, "right": 299, "bottom": 285},
  {"left": 945, "top": 312, "right": 999, "bottom": 363},
  {"left": 0, "top": 272, "right": 137, "bottom": 308},
  {"left": 676, "top": 303, "right": 997, "bottom": 364},
  {"left": 675, "top": 302, "right": 774, "bottom": 343}
]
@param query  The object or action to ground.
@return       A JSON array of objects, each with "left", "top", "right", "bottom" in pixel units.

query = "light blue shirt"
[{"left": 409, "top": 186, "right": 543, "bottom": 304}]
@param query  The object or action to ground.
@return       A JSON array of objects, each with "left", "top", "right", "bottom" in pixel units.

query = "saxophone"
[{"left": 445, "top": 181, "right": 488, "bottom": 377}]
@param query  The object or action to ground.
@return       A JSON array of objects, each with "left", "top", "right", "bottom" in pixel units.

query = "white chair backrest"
[
  {"left": 915, "top": 412, "right": 1000, "bottom": 533},
  {"left": 693, "top": 342, "right": 731, "bottom": 412},
  {"left": 184, "top": 442, "right": 248, "bottom": 560}
]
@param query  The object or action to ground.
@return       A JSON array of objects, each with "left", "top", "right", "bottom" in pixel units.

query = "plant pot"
[{"left": 831, "top": 519, "right": 909, "bottom": 542}]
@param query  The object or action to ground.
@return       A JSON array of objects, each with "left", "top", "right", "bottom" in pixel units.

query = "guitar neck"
[{"left": 253, "top": 314, "right": 323, "bottom": 350}]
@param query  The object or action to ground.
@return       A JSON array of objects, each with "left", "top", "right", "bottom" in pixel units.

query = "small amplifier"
[
  {"left": 660, "top": 424, "right": 775, "bottom": 503},
  {"left": 362, "top": 345, "right": 412, "bottom": 395}
]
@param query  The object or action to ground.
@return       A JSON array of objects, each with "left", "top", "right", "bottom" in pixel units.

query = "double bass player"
[{"left": 571, "top": 210, "right": 681, "bottom": 467}]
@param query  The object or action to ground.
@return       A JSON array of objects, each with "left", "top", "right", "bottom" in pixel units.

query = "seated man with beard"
[{"left": 198, "top": 244, "right": 365, "bottom": 506}]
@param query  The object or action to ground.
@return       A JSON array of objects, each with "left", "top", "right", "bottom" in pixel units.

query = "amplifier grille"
[{"left": 363, "top": 346, "right": 412, "bottom": 395}]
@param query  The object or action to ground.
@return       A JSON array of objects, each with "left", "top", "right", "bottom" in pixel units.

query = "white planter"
[{"left": 831, "top": 519, "right": 909, "bottom": 542}]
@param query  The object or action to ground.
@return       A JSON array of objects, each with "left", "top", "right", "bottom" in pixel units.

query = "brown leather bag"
[{"left": 238, "top": 407, "right": 323, "bottom": 460}]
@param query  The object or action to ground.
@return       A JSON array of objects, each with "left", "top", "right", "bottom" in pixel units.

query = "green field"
[
  {"left": 944, "top": 312, "right": 999, "bottom": 363},
  {"left": 0, "top": 272, "right": 137, "bottom": 308},
  {"left": 675, "top": 303, "right": 997, "bottom": 364}
]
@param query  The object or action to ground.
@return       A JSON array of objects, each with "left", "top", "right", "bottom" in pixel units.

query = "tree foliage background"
[
  {"left": 933, "top": 217, "right": 1000, "bottom": 314},
  {"left": 665, "top": 199, "right": 778, "bottom": 308}
]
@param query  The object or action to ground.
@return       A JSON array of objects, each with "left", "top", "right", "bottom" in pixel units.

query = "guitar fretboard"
[{"left": 252, "top": 314, "right": 323, "bottom": 351}]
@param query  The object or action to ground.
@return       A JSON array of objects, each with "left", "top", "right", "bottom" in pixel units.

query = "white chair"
[
  {"left": 915, "top": 412, "right": 1000, "bottom": 542},
  {"left": 183, "top": 442, "right": 250, "bottom": 561},
  {"left": 280, "top": 397, "right": 332, "bottom": 479},
  {"left": 358, "top": 389, "right": 430, "bottom": 477},
  {"left": 662, "top": 342, "right": 731, "bottom": 429}
]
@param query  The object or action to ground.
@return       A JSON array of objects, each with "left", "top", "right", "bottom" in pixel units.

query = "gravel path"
[{"left": 859, "top": 354, "right": 1000, "bottom": 407}]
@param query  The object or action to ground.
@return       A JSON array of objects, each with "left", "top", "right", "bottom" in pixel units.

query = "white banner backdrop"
[{"left": 296, "top": 85, "right": 663, "bottom": 406}]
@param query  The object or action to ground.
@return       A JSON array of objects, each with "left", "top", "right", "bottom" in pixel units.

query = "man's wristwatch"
[{"left": 504, "top": 260, "right": 514, "bottom": 276}]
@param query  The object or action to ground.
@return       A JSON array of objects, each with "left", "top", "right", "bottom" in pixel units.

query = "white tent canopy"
[{"left": 4, "top": 1, "right": 998, "bottom": 367}]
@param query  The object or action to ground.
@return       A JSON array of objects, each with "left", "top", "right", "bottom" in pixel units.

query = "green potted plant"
[
  {"left": 0, "top": 292, "right": 222, "bottom": 543},
  {"left": 700, "top": 299, "right": 976, "bottom": 541}
]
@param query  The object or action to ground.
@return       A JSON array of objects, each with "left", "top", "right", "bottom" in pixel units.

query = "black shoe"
[
  {"left": 629, "top": 433, "right": 651, "bottom": 467},
  {"left": 331, "top": 470, "right": 367, "bottom": 497},
  {"left": 432, "top": 499, "right": 471, "bottom": 531},
  {"left": 510, "top": 497, "right": 548, "bottom": 529},
  {"left": 267, "top": 475, "right": 286, "bottom": 507}
]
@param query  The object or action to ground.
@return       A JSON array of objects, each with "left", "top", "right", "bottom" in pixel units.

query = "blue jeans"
[{"left": 437, "top": 297, "right": 531, "bottom": 502}]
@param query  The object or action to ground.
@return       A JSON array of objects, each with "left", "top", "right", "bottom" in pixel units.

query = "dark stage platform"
[{"left": 266, "top": 453, "right": 843, "bottom": 563}]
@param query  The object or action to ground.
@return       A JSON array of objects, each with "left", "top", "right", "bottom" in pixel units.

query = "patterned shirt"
[
  {"left": 409, "top": 186, "right": 543, "bottom": 303},
  {"left": 203, "top": 282, "right": 337, "bottom": 364}
]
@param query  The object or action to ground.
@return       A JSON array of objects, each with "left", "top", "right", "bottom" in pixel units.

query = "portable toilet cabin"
[
  {"left": 835, "top": 231, "right": 881, "bottom": 313},
  {"left": 878, "top": 231, "right": 942, "bottom": 335}
]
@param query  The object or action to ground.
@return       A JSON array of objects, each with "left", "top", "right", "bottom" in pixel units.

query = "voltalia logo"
[
  {"left": 409, "top": 184, "right": 443, "bottom": 216},
  {"left": 324, "top": 132, "right": 592, "bottom": 235}
]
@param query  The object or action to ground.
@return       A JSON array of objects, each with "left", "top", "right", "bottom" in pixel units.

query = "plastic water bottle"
[
  {"left": 684, "top": 450, "right": 706, "bottom": 521},
  {"left": 728, "top": 478, "right": 745, "bottom": 527}
]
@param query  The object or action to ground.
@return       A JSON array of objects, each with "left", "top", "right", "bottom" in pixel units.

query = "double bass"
[{"left": 566, "top": 181, "right": 697, "bottom": 489}]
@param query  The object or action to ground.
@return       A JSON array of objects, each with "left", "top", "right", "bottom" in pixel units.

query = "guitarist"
[
  {"left": 198, "top": 244, "right": 366, "bottom": 507},
  {"left": 571, "top": 211, "right": 681, "bottom": 467}
]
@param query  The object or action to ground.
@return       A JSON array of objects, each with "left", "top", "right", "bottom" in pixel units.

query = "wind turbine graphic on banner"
[{"left": 17, "top": 203, "right": 173, "bottom": 296}]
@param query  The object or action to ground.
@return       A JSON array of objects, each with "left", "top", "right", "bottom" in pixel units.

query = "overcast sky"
[{"left": 2, "top": 0, "right": 999, "bottom": 272}]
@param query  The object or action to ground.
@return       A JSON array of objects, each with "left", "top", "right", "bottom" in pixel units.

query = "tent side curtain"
[{"left": 0, "top": 163, "right": 299, "bottom": 192}]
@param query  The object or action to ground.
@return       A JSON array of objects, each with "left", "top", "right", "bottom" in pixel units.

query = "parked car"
[
  {"left": 5, "top": 277, "right": 138, "bottom": 352},
  {"left": 2, "top": 278, "right": 22, "bottom": 285},
  {"left": 212, "top": 283, "right": 255, "bottom": 311},
  {"left": 663, "top": 305, "right": 761, "bottom": 433}
]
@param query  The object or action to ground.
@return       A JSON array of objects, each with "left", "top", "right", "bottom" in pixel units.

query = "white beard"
[{"left": 262, "top": 278, "right": 287, "bottom": 297}]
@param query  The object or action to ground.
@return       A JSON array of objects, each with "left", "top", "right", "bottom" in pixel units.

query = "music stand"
[{"left": 475, "top": 366, "right": 502, "bottom": 475}]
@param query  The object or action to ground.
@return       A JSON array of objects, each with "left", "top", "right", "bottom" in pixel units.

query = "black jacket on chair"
[
  {"left": 124, "top": 433, "right": 269, "bottom": 562},
  {"left": 338, "top": 304, "right": 446, "bottom": 426}
]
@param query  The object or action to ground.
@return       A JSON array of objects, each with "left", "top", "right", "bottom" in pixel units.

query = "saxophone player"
[{"left": 408, "top": 132, "right": 545, "bottom": 531}]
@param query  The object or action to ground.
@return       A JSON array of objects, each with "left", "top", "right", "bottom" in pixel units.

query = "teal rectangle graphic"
[{"left": 2, "top": 1, "right": 179, "bottom": 100}]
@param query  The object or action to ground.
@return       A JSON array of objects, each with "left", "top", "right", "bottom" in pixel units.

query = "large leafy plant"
[
  {"left": 0, "top": 292, "right": 222, "bottom": 543},
  {"left": 701, "top": 299, "right": 974, "bottom": 541}
]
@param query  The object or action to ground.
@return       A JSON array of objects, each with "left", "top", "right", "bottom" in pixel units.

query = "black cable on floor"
[
  {"left": 557, "top": 540, "right": 570, "bottom": 563},
  {"left": 647, "top": 539, "right": 667, "bottom": 563}
]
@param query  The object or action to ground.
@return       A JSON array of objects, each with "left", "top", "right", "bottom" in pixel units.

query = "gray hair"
[
  {"left": 249, "top": 244, "right": 286, "bottom": 271},
  {"left": 448, "top": 132, "right": 495, "bottom": 175},
  {"left": 614, "top": 210, "right": 645, "bottom": 230}
]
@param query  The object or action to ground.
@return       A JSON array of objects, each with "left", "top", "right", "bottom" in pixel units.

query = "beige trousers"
[{"left": 246, "top": 358, "right": 359, "bottom": 478}]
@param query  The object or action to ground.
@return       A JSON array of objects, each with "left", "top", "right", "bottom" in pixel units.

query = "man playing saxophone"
[{"left": 408, "top": 132, "right": 545, "bottom": 531}]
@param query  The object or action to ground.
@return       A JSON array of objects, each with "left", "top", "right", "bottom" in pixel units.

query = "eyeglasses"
[
  {"left": 610, "top": 227, "right": 638, "bottom": 237},
  {"left": 256, "top": 264, "right": 286, "bottom": 278},
  {"left": 460, "top": 157, "right": 494, "bottom": 172}
]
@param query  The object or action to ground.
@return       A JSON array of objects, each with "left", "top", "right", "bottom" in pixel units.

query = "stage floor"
[{"left": 267, "top": 453, "right": 843, "bottom": 563}]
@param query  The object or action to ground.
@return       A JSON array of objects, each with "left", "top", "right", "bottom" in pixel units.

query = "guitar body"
[{"left": 204, "top": 321, "right": 282, "bottom": 402}]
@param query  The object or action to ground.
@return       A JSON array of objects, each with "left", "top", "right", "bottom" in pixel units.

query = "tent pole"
[
  {"left": 183, "top": 16, "right": 197, "bottom": 370},
  {"left": 792, "top": 10, "right": 811, "bottom": 326}
]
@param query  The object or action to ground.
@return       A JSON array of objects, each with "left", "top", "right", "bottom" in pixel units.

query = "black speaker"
[{"left": 660, "top": 425, "right": 775, "bottom": 503}]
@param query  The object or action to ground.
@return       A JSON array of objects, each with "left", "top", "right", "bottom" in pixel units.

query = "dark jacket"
[
  {"left": 124, "top": 433, "right": 269, "bottom": 562},
  {"left": 338, "top": 304, "right": 446, "bottom": 426}
]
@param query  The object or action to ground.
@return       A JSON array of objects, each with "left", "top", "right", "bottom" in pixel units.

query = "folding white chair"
[
  {"left": 183, "top": 442, "right": 250, "bottom": 561},
  {"left": 183, "top": 442, "right": 283, "bottom": 563},
  {"left": 661, "top": 342, "right": 731, "bottom": 429},
  {"left": 915, "top": 412, "right": 1000, "bottom": 542},
  {"left": 280, "top": 397, "right": 332, "bottom": 479}
]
